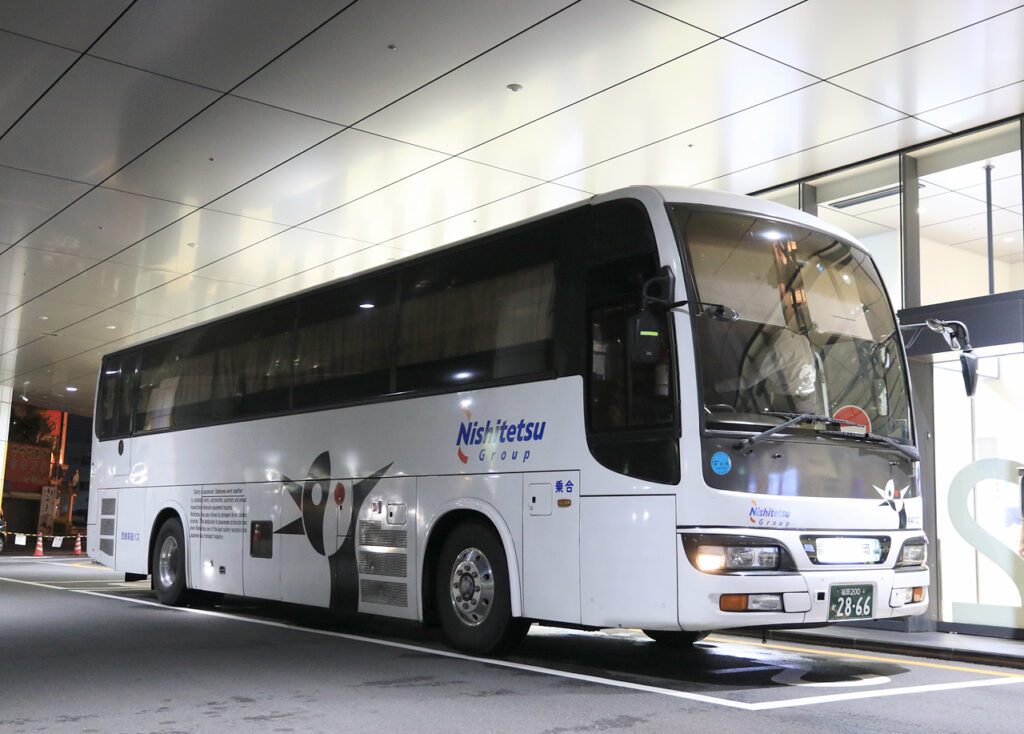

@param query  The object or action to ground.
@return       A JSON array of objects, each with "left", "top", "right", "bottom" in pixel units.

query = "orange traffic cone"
[
  {"left": 73, "top": 534, "right": 83, "bottom": 556},
  {"left": 34, "top": 534, "right": 44, "bottom": 557}
]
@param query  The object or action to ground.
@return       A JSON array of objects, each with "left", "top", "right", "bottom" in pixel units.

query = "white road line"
[{"left": 3, "top": 575, "right": 1023, "bottom": 711}]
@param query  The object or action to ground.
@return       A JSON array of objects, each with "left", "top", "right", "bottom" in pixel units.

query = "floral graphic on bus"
[
  {"left": 874, "top": 478, "right": 909, "bottom": 529},
  {"left": 275, "top": 452, "right": 392, "bottom": 610}
]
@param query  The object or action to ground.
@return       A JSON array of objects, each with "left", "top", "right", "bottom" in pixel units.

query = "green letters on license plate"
[{"left": 828, "top": 584, "right": 873, "bottom": 621}]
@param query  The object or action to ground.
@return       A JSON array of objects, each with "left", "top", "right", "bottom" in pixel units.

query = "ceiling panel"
[
  {"left": 194, "top": 228, "right": 371, "bottom": 287},
  {"left": 90, "top": 0, "right": 350, "bottom": 91},
  {"left": 360, "top": 0, "right": 716, "bottom": 154},
  {"left": 921, "top": 208, "right": 1023, "bottom": 246},
  {"left": 234, "top": 0, "right": 575, "bottom": 125},
  {"left": 55, "top": 306, "right": 171, "bottom": 344},
  {"left": 920, "top": 150, "right": 1022, "bottom": 196},
  {"left": 555, "top": 83, "right": 907, "bottom": 193},
  {"left": 916, "top": 82, "right": 1024, "bottom": 133},
  {"left": 305, "top": 157, "right": 542, "bottom": 243},
  {"left": 702, "top": 117, "right": 941, "bottom": 196},
  {"left": 463, "top": 41, "right": 814, "bottom": 180},
  {"left": 1, "top": 297, "right": 106, "bottom": 346},
  {"left": 259, "top": 246, "right": 411, "bottom": 297},
  {"left": 0, "top": 246, "right": 100, "bottom": 306},
  {"left": 0, "top": 55, "right": 220, "bottom": 183},
  {"left": 126, "top": 275, "right": 255, "bottom": 318},
  {"left": 17, "top": 186, "right": 195, "bottom": 261},
  {"left": 0, "top": 167, "right": 91, "bottom": 246},
  {"left": 831, "top": 8, "right": 1024, "bottom": 117},
  {"left": 41, "top": 261, "right": 177, "bottom": 311},
  {"left": 109, "top": 209, "right": 288, "bottom": 275},
  {"left": 0, "top": 32, "right": 78, "bottom": 133},
  {"left": 638, "top": 0, "right": 800, "bottom": 37},
  {"left": 729, "top": 0, "right": 1022, "bottom": 79},
  {"left": 106, "top": 96, "right": 342, "bottom": 206},
  {"left": 211, "top": 129, "right": 448, "bottom": 226},
  {"left": 387, "top": 183, "right": 589, "bottom": 256},
  {"left": 0, "top": 0, "right": 131, "bottom": 50}
]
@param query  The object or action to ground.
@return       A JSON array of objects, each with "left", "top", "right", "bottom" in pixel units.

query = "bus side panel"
[
  {"left": 243, "top": 482, "right": 283, "bottom": 602},
  {"left": 419, "top": 473, "right": 525, "bottom": 618},
  {"left": 522, "top": 471, "right": 581, "bottom": 624},
  {"left": 354, "top": 477, "right": 418, "bottom": 620},
  {"left": 580, "top": 494, "right": 678, "bottom": 629}
]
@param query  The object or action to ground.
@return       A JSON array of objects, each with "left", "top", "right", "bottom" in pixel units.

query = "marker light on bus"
[
  {"left": 896, "top": 540, "right": 927, "bottom": 567},
  {"left": 890, "top": 586, "right": 925, "bottom": 606},
  {"left": 719, "top": 593, "right": 783, "bottom": 612},
  {"left": 696, "top": 544, "right": 781, "bottom": 572}
]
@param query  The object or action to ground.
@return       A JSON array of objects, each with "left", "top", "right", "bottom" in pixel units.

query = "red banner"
[{"left": 4, "top": 443, "right": 53, "bottom": 491}]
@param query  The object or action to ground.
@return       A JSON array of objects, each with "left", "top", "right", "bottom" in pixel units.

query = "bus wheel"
[
  {"left": 643, "top": 630, "right": 707, "bottom": 648},
  {"left": 436, "top": 520, "right": 527, "bottom": 655},
  {"left": 153, "top": 517, "right": 189, "bottom": 605}
]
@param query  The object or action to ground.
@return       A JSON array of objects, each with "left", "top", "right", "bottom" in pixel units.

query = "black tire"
[
  {"left": 436, "top": 520, "right": 528, "bottom": 655},
  {"left": 643, "top": 630, "right": 707, "bottom": 648},
  {"left": 152, "top": 517, "right": 189, "bottom": 605}
]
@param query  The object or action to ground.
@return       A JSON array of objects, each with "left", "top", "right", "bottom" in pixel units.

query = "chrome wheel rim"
[
  {"left": 449, "top": 547, "right": 495, "bottom": 627},
  {"left": 157, "top": 534, "right": 179, "bottom": 590}
]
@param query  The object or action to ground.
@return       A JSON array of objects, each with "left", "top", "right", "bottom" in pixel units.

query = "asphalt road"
[{"left": 1, "top": 555, "right": 1022, "bottom": 733}]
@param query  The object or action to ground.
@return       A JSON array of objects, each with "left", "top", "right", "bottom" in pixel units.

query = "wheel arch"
[
  {"left": 420, "top": 502, "right": 523, "bottom": 626},
  {"left": 149, "top": 504, "right": 189, "bottom": 587}
]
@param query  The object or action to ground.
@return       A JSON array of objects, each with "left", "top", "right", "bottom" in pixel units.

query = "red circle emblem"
[
  {"left": 833, "top": 405, "right": 871, "bottom": 432},
  {"left": 334, "top": 482, "right": 346, "bottom": 506}
]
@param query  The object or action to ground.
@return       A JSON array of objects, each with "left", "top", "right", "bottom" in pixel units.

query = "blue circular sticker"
[{"left": 710, "top": 451, "right": 732, "bottom": 476}]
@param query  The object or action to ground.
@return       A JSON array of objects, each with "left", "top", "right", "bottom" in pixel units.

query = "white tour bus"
[{"left": 89, "top": 185, "right": 938, "bottom": 654}]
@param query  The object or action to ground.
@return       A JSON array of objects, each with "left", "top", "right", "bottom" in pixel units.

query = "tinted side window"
[
  {"left": 291, "top": 274, "right": 397, "bottom": 409},
  {"left": 95, "top": 353, "right": 137, "bottom": 439},
  {"left": 585, "top": 200, "right": 679, "bottom": 484},
  {"left": 396, "top": 235, "right": 557, "bottom": 392}
]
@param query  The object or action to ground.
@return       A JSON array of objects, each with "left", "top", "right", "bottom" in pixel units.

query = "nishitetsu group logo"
[{"left": 455, "top": 409, "right": 547, "bottom": 465}]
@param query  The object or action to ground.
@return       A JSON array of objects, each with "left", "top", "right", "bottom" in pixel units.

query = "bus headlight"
[
  {"left": 897, "top": 540, "right": 927, "bottom": 567},
  {"left": 696, "top": 544, "right": 781, "bottom": 572}
]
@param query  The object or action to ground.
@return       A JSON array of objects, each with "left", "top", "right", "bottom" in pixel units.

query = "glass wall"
[
  {"left": 755, "top": 115, "right": 1024, "bottom": 638},
  {"left": 910, "top": 122, "right": 1024, "bottom": 304},
  {"left": 933, "top": 348, "right": 1024, "bottom": 631}
]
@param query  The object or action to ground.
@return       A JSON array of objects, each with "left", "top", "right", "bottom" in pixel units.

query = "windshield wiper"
[
  {"left": 817, "top": 428, "right": 920, "bottom": 461},
  {"left": 732, "top": 411, "right": 919, "bottom": 461},
  {"left": 733, "top": 412, "right": 850, "bottom": 454}
]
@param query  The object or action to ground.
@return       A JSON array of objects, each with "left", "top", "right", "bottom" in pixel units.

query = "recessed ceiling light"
[
  {"left": 39, "top": 315, "right": 48, "bottom": 321},
  {"left": 506, "top": 83, "right": 523, "bottom": 92},
  {"left": 359, "top": 303, "right": 375, "bottom": 310},
  {"left": 65, "top": 386, "right": 78, "bottom": 393},
  {"left": 187, "top": 242, "right": 197, "bottom": 248},
  {"left": 105, "top": 324, "right": 117, "bottom": 330},
  {"left": 1003, "top": 236, "right": 1015, "bottom": 243}
]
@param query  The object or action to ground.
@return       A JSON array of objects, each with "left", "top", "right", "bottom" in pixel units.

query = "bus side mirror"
[
  {"left": 960, "top": 350, "right": 978, "bottom": 397},
  {"left": 628, "top": 308, "right": 663, "bottom": 364}
]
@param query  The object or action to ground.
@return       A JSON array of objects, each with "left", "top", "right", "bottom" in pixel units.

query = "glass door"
[{"left": 933, "top": 349, "right": 1024, "bottom": 634}]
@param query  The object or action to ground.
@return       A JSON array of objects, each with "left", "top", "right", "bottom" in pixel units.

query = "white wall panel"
[
  {"left": 107, "top": 96, "right": 341, "bottom": 206},
  {"left": 110, "top": 209, "right": 287, "bottom": 276},
  {"left": 731, "top": 0, "right": 1023, "bottom": 79},
  {"left": 361, "top": 0, "right": 715, "bottom": 154},
  {"left": 831, "top": 8, "right": 1024, "bottom": 116},
  {"left": 464, "top": 41, "right": 814, "bottom": 181},
  {"left": 17, "top": 187, "right": 195, "bottom": 261},
  {"left": 211, "top": 129, "right": 447, "bottom": 226},
  {"left": 0, "top": 0, "right": 131, "bottom": 50},
  {"left": 640, "top": 0, "right": 798, "bottom": 36},
  {"left": 0, "top": 33, "right": 78, "bottom": 133},
  {"left": 556, "top": 83, "right": 909, "bottom": 193},
  {"left": 0, "top": 167, "right": 90, "bottom": 246},
  {"left": 91, "top": 0, "right": 349, "bottom": 91},
  {"left": 0, "top": 56, "right": 220, "bottom": 183},
  {"left": 305, "top": 158, "right": 540, "bottom": 244},
  {"left": 235, "top": 0, "right": 575, "bottom": 125}
]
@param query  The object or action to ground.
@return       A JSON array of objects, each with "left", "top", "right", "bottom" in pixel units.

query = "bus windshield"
[{"left": 669, "top": 205, "right": 911, "bottom": 443}]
